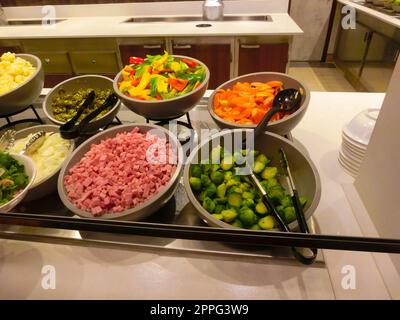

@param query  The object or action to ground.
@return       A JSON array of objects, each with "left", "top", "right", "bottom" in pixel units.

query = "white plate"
[
  {"left": 342, "top": 132, "right": 368, "bottom": 150},
  {"left": 340, "top": 148, "right": 363, "bottom": 166},
  {"left": 342, "top": 138, "right": 366, "bottom": 154},
  {"left": 341, "top": 145, "right": 364, "bottom": 163},
  {"left": 342, "top": 142, "right": 365, "bottom": 160},
  {"left": 339, "top": 152, "right": 360, "bottom": 171},
  {"left": 342, "top": 108, "right": 379, "bottom": 146},
  {"left": 338, "top": 156, "right": 358, "bottom": 177}
]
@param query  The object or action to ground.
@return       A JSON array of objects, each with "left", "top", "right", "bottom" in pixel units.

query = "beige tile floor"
[{"left": 288, "top": 62, "right": 356, "bottom": 92}]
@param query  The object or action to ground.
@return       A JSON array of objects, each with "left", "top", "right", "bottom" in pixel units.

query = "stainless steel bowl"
[
  {"left": 57, "top": 124, "right": 184, "bottom": 220},
  {"left": 208, "top": 72, "right": 311, "bottom": 136},
  {"left": 43, "top": 75, "right": 121, "bottom": 133},
  {"left": 11, "top": 125, "right": 75, "bottom": 202},
  {"left": 183, "top": 129, "right": 321, "bottom": 231},
  {"left": 113, "top": 55, "right": 210, "bottom": 120},
  {"left": 0, "top": 54, "right": 44, "bottom": 116}
]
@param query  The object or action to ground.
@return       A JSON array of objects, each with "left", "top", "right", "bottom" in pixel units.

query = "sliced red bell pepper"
[
  {"left": 129, "top": 56, "right": 145, "bottom": 64},
  {"left": 181, "top": 58, "right": 197, "bottom": 68},
  {"left": 131, "top": 77, "right": 141, "bottom": 87},
  {"left": 194, "top": 81, "right": 202, "bottom": 90},
  {"left": 168, "top": 78, "right": 189, "bottom": 92}
]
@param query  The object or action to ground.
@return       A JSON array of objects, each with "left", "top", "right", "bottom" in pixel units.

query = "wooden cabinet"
[
  {"left": 70, "top": 51, "right": 119, "bottom": 75},
  {"left": 119, "top": 42, "right": 166, "bottom": 66},
  {"left": 238, "top": 43, "right": 289, "bottom": 75},
  {"left": 171, "top": 42, "right": 231, "bottom": 89}
]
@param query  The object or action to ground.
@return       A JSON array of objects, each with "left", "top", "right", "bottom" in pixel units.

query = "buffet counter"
[{"left": 0, "top": 90, "right": 393, "bottom": 300}]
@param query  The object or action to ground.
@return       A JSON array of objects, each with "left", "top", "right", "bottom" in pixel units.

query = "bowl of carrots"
[
  {"left": 208, "top": 72, "right": 310, "bottom": 135},
  {"left": 113, "top": 52, "right": 210, "bottom": 120}
]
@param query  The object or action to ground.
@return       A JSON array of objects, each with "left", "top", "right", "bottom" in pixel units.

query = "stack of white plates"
[{"left": 339, "top": 108, "right": 380, "bottom": 177}]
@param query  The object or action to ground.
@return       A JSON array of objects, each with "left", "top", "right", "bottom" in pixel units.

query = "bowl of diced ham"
[{"left": 57, "top": 124, "right": 184, "bottom": 220}]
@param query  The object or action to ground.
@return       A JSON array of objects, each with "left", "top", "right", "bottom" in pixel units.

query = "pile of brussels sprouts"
[{"left": 189, "top": 146, "right": 307, "bottom": 230}]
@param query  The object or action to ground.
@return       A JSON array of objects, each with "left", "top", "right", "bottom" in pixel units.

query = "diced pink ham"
[{"left": 64, "top": 127, "right": 177, "bottom": 217}]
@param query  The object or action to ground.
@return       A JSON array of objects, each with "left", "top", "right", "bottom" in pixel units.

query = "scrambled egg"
[
  {"left": 0, "top": 52, "right": 36, "bottom": 95},
  {"left": 10, "top": 132, "right": 71, "bottom": 186}
]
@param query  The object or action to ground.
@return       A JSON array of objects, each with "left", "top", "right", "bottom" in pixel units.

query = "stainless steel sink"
[
  {"left": 5, "top": 19, "right": 66, "bottom": 26},
  {"left": 123, "top": 15, "right": 272, "bottom": 23}
]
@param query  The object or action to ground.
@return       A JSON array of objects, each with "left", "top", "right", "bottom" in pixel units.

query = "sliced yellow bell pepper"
[{"left": 152, "top": 51, "right": 169, "bottom": 72}]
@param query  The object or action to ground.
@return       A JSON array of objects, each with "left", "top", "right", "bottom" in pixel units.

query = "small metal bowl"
[
  {"left": 0, "top": 54, "right": 44, "bottom": 117},
  {"left": 57, "top": 124, "right": 184, "bottom": 220},
  {"left": 183, "top": 129, "right": 321, "bottom": 231},
  {"left": 43, "top": 75, "right": 121, "bottom": 133},
  {"left": 113, "top": 55, "right": 210, "bottom": 120},
  {"left": 11, "top": 125, "right": 75, "bottom": 202},
  {"left": 208, "top": 72, "right": 310, "bottom": 136}
]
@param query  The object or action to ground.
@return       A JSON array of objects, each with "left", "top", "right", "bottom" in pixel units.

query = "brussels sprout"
[
  {"left": 222, "top": 209, "right": 238, "bottom": 222},
  {"left": 243, "top": 198, "right": 255, "bottom": 209},
  {"left": 242, "top": 191, "right": 255, "bottom": 200},
  {"left": 255, "top": 201, "right": 268, "bottom": 215},
  {"left": 189, "top": 177, "right": 202, "bottom": 191},
  {"left": 212, "top": 213, "right": 224, "bottom": 220},
  {"left": 261, "top": 167, "right": 278, "bottom": 180},
  {"left": 211, "top": 146, "right": 223, "bottom": 164},
  {"left": 216, "top": 183, "right": 227, "bottom": 198},
  {"left": 233, "top": 151, "right": 245, "bottom": 165},
  {"left": 239, "top": 208, "right": 257, "bottom": 228},
  {"left": 210, "top": 171, "right": 224, "bottom": 185},
  {"left": 268, "top": 187, "right": 285, "bottom": 203},
  {"left": 200, "top": 174, "right": 211, "bottom": 188},
  {"left": 300, "top": 196, "right": 308, "bottom": 208},
  {"left": 231, "top": 219, "right": 243, "bottom": 228},
  {"left": 284, "top": 206, "right": 297, "bottom": 223},
  {"left": 260, "top": 180, "right": 269, "bottom": 192},
  {"left": 240, "top": 182, "right": 251, "bottom": 191},
  {"left": 214, "top": 205, "right": 225, "bottom": 214},
  {"left": 258, "top": 216, "right": 276, "bottom": 230},
  {"left": 201, "top": 163, "right": 212, "bottom": 175},
  {"left": 228, "top": 193, "right": 242, "bottom": 207},
  {"left": 221, "top": 155, "right": 235, "bottom": 171},
  {"left": 214, "top": 197, "right": 227, "bottom": 205},
  {"left": 266, "top": 178, "right": 279, "bottom": 189},
  {"left": 250, "top": 224, "right": 262, "bottom": 231},
  {"left": 280, "top": 196, "right": 293, "bottom": 208},
  {"left": 240, "top": 175, "right": 251, "bottom": 183},
  {"left": 202, "top": 197, "right": 216, "bottom": 213},
  {"left": 229, "top": 186, "right": 243, "bottom": 194},
  {"left": 226, "top": 179, "right": 239, "bottom": 189},
  {"left": 198, "top": 191, "right": 207, "bottom": 202},
  {"left": 205, "top": 183, "right": 217, "bottom": 197},
  {"left": 224, "top": 171, "right": 233, "bottom": 182},
  {"left": 211, "top": 164, "right": 220, "bottom": 172},
  {"left": 252, "top": 161, "right": 266, "bottom": 174},
  {"left": 191, "top": 165, "right": 202, "bottom": 178},
  {"left": 255, "top": 153, "right": 269, "bottom": 165}
]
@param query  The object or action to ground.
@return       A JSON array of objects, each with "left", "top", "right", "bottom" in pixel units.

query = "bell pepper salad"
[
  {"left": 213, "top": 81, "right": 285, "bottom": 125},
  {"left": 118, "top": 51, "right": 206, "bottom": 101}
]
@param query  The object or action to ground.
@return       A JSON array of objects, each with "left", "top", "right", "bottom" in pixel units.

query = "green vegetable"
[
  {"left": 226, "top": 178, "right": 239, "bottom": 189},
  {"left": 212, "top": 213, "right": 224, "bottom": 220},
  {"left": 211, "top": 146, "right": 223, "bottom": 164},
  {"left": 300, "top": 196, "right": 308, "bottom": 208},
  {"left": 231, "top": 219, "right": 243, "bottom": 228},
  {"left": 200, "top": 174, "right": 211, "bottom": 187},
  {"left": 211, "top": 164, "right": 220, "bottom": 172},
  {"left": 214, "top": 197, "right": 227, "bottom": 205},
  {"left": 258, "top": 216, "right": 276, "bottom": 230},
  {"left": 242, "top": 191, "right": 255, "bottom": 200},
  {"left": 284, "top": 206, "right": 297, "bottom": 223},
  {"left": 242, "top": 198, "right": 255, "bottom": 208},
  {"left": 214, "top": 205, "right": 225, "bottom": 214},
  {"left": 261, "top": 167, "right": 278, "bottom": 180},
  {"left": 210, "top": 171, "right": 224, "bottom": 185},
  {"left": 202, "top": 197, "right": 216, "bottom": 213},
  {"left": 228, "top": 193, "right": 242, "bottom": 207},
  {"left": 239, "top": 208, "right": 257, "bottom": 228},
  {"left": 198, "top": 190, "right": 207, "bottom": 202},
  {"left": 221, "top": 155, "right": 235, "bottom": 171},
  {"left": 224, "top": 171, "right": 233, "bottom": 181},
  {"left": 149, "top": 77, "right": 158, "bottom": 97},
  {"left": 281, "top": 196, "right": 293, "bottom": 208},
  {"left": 268, "top": 187, "right": 285, "bottom": 203},
  {"left": 250, "top": 224, "right": 262, "bottom": 231},
  {"left": 229, "top": 186, "right": 243, "bottom": 195},
  {"left": 200, "top": 163, "right": 212, "bottom": 175},
  {"left": 222, "top": 209, "right": 238, "bottom": 222},
  {"left": 256, "top": 153, "right": 269, "bottom": 165},
  {"left": 252, "top": 161, "right": 266, "bottom": 174},
  {"left": 189, "top": 177, "right": 202, "bottom": 191},
  {"left": 191, "top": 165, "right": 202, "bottom": 178},
  {"left": 205, "top": 183, "right": 217, "bottom": 197},
  {"left": 216, "top": 183, "right": 227, "bottom": 198},
  {"left": 255, "top": 201, "right": 268, "bottom": 215}
]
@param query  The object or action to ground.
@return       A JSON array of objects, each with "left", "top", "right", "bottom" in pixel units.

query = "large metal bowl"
[
  {"left": 183, "top": 129, "right": 321, "bottom": 231},
  {"left": 113, "top": 55, "right": 210, "bottom": 120},
  {"left": 0, "top": 54, "right": 44, "bottom": 117},
  {"left": 11, "top": 125, "right": 75, "bottom": 202},
  {"left": 43, "top": 75, "right": 121, "bottom": 133},
  {"left": 0, "top": 153, "right": 37, "bottom": 212},
  {"left": 57, "top": 124, "right": 184, "bottom": 220},
  {"left": 208, "top": 72, "right": 310, "bottom": 136}
]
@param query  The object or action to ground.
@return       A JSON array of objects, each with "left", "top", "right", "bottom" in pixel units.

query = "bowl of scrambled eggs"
[
  {"left": 0, "top": 52, "right": 44, "bottom": 116},
  {"left": 9, "top": 125, "right": 75, "bottom": 202}
]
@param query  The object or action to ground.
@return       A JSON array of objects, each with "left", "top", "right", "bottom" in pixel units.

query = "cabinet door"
[
  {"left": 119, "top": 43, "right": 166, "bottom": 66},
  {"left": 31, "top": 51, "right": 72, "bottom": 74},
  {"left": 0, "top": 46, "right": 22, "bottom": 55},
  {"left": 70, "top": 51, "right": 120, "bottom": 75},
  {"left": 172, "top": 43, "right": 231, "bottom": 89},
  {"left": 238, "top": 43, "right": 288, "bottom": 75}
]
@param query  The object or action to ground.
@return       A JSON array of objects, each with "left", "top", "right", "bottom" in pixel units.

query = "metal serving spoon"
[{"left": 19, "top": 131, "right": 47, "bottom": 155}]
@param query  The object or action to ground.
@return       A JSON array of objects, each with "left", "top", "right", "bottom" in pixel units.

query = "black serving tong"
[
  {"left": 59, "top": 90, "right": 96, "bottom": 138},
  {"left": 241, "top": 87, "right": 317, "bottom": 264},
  {"left": 60, "top": 93, "right": 118, "bottom": 139}
]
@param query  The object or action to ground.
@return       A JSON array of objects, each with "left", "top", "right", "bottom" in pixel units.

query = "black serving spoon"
[
  {"left": 60, "top": 93, "right": 118, "bottom": 139},
  {"left": 59, "top": 90, "right": 96, "bottom": 136},
  {"left": 253, "top": 88, "right": 302, "bottom": 138}
]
